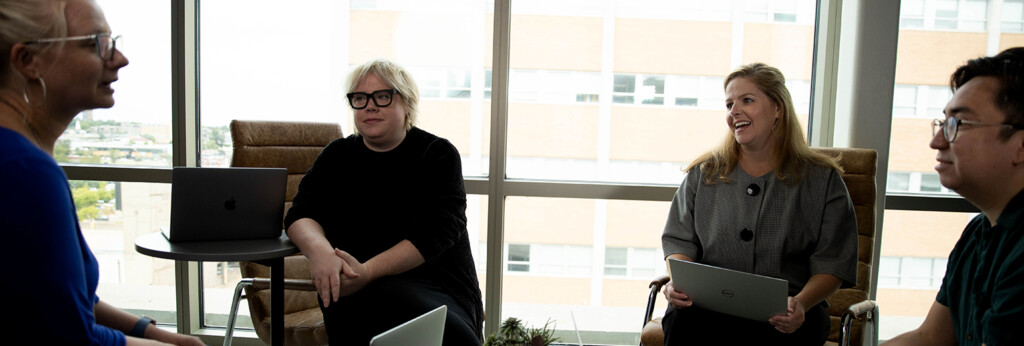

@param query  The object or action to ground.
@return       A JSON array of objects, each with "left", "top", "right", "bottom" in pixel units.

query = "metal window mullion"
[
  {"left": 484, "top": 0, "right": 511, "bottom": 338},
  {"left": 171, "top": 0, "right": 201, "bottom": 335}
]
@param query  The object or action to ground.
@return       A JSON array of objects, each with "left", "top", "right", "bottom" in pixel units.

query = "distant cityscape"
[{"left": 57, "top": 111, "right": 232, "bottom": 168}]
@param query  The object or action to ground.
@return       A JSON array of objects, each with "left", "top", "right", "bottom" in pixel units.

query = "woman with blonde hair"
[
  {"left": 660, "top": 63, "right": 858, "bottom": 344},
  {"left": 286, "top": 58, "right": 484, "bottom": 345},
  {"left": 0, "top": 0, "right": 203, "bottom": 345}
]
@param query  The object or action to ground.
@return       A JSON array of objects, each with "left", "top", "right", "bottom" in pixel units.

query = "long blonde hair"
[{"left": 686, "top": 63, "right": 841, "bottom": 184}]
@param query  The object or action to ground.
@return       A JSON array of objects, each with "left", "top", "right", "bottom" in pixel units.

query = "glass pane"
[
  {"left": 878, "top": 210, "right": 976, "bottom": 340},
  {"left": 920, "top": 173, "right": 942, "bottom": 192},
  {"left": 199, "top": 0, "right": 492, "bottom": 178},
  {"left": 57, "top": 1, "right": 172, "bottom": 167},
  {"left": 74, "top": 181, "right": 178, "bottom": 322},
  {"left": 503, "top": 196, "right": 670, "bottom": 344},
  {"left": 1004, "top": 1, "right": 1024, "bottom": 25},
  {"left": 507, "top": 0, "right": 816, "bottom": 184},
  {"left": 887, "top": 172, "right": 911, "bottom": 192},
  {"left": 509, "top": 244, "right": 530, "bottom": 262},
  {"left": 605, "top": 247, "right": 627, "bottom": 265},
  {"left": 879, "top": 257, "right": 901, "bottom": 287}
]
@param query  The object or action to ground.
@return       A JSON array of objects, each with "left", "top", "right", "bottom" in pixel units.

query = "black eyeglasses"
[
  {"left": 25, "top": 33, "right": 121, "bottom": 61},
  {"left": 346, "top": 89, "right": 396, "bottom": 109},
  {"left": 932, "top": 116, "right": 1024, "bottom": 143}
]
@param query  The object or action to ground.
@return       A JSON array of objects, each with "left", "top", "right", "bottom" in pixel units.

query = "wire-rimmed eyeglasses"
[
  {"left": 932, "top": 116, "right": 1024, "bottom": 143},
  {"left": 25, "top": 33, "right": 121, "bottom": 61},
  {"left": 346, "top": 89, "right": 396, "bottom": 109}
]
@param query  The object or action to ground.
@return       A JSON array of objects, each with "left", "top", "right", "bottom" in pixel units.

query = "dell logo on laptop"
[{"left": 721, "top": 289, "right": 735, "bottom": 298}]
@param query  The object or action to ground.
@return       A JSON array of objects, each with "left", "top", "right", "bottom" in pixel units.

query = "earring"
[{"left": 22, "top": 77, "right": 46, "bottom": 105}]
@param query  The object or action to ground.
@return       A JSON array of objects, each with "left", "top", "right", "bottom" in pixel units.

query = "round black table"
[{"left": 135, "top": 232, "right": 298, "bottom": 346}]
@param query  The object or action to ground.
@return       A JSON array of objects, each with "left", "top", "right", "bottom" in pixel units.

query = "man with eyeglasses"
[{"left": 885, "top": 47, "right": 1024, "bottom": 345}]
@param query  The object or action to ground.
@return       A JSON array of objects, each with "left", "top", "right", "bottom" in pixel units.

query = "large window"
[
  {"left": 882, "top": 0, "right": 1007, "bottom": 340},
  {"left": 73, "top": 180, "right": 177, "bottom": 322},
  {"left": 57, "top": 1, "right": 172, "bottom": 167}
]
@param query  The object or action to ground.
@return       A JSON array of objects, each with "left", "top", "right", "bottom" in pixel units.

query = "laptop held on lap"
[
  {"left": 166, "top": 167, "right": 287, "bottom": 242},
  {"left": 369, "top": 305, "right": 447, "bottom": 346},
  {"left": 668, "top": 258, "right": 788, "bottom": 321}
]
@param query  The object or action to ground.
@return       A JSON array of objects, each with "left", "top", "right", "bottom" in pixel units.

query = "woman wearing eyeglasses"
[
  {"left": 0, "top": 0, "right": 204, "bottom": 345},
  {"left": 659, "top": 63, "right": 858, "bottom": 345},
  {"left": 285, "top": 59, "right": 484, "bottom": 345}
]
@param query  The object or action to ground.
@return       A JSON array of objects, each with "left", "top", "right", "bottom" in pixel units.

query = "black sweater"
[{"left": 284, "top": 127, "right": 483, "bottom": 331}]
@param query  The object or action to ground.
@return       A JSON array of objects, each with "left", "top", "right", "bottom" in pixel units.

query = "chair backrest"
[
  {"left": 814, "top": 147, "right": 877, "bottom": 345},
  {"left": 229, "top": 120, "right": 343, "bottom": 345},
  {"left": 230, "top": 120, "right": 344, "bottom": 220}
]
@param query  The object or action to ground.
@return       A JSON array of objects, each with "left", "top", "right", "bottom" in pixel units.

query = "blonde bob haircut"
[
  {"left": 345, "top": 58, "right": 420, "bottom": 133},
  {"left": 685, "top": 62, "right": 841, "bottom": 184}
]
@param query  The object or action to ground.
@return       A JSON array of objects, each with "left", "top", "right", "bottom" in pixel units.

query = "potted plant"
[{"left": 484, "top": 317, "right": 560, "bottom": 346}]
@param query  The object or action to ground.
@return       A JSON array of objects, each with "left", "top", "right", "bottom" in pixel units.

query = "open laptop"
[
  {"left": 166, "top": 167, "right": 287, "bottom": 242},
  {"left": 369, "top": 305, "right": 447, "bottom": 346},
  {"left": 668, "top": 258, "right": 788, "bottom": 321}
]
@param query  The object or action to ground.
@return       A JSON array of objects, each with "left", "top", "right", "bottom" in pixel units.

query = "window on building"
[
  {"left": 877, "top": 256, "right": 949, "bottom": 289},
  {"left": 507, "top": 244, "right": 531, "bottom": 272},
  {"left": 892, "top": 84, "right": 952, "bottom": 119},
  {"left": 1003, "top": 0, "right": 1024, "bottom": 32},
  {"left": 604, "top": 247, "right": 660, "bottom": 278}
]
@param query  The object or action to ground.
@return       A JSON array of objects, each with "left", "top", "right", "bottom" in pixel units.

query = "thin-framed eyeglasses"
[
  {"left": 25, "top": 33, "right": 121, "bottom": 61},
  {"left": 346, "top": 89, "right": 396, "bottom": 109},
  {"left": 932, "top": 116, "right": 1024, "bottom": 143}
]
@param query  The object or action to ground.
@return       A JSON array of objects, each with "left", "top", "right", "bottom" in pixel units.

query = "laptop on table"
[
  {"left": 668, "top": 258, "right": 788, "bottom": 321},
  {"left": 166, "top": 167, "right": 287, "bottom": 242},
  {"left": 369, "top": 305, "right": 447, "bottom": 346}
]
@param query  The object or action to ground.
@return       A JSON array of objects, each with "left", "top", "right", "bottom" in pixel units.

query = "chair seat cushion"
[
  {"left": 641, "top": 317, "right": 663, "bottom": 346},
  {"left": 254, "top": 307, "right": 329, "bottom": 346}
]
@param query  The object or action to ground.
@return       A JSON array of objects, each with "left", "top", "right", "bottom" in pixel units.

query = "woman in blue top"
[
  {"left": 0, "top": 0, "right": 204, "bottom": 345},
  {"left": 660, "top": 63, "right": 858, "bottom": 345}
]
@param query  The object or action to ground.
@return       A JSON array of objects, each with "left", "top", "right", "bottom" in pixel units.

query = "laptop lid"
[
  {"left": 168, "top": 167, "right": 286, "bottom": 242},
  {"left": 369, "top": 305, "right": 447, "bottom": 346},
  {"left": 668, "top": 258, "right": 788, "bottom": 321}
]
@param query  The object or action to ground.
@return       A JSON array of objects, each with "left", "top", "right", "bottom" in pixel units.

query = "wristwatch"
[{"left": 130, "top": 316, "right": 156, "bottom": 338}]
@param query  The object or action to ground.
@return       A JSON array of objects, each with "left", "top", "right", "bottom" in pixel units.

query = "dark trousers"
[
  {"left": 662, "top": 303, "right": 829, "bottom": 345},
  {"left": 319, "top": 275, "right": 482, "bottom": 346}
]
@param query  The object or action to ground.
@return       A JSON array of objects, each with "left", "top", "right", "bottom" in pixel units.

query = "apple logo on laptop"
[{"left": 224, "top": 197, "right": 237, "bottom": 211}]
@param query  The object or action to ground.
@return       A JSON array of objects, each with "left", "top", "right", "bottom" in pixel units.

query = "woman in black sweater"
[{"left": 285, "top": 59, "right": 483, "bottom": 345}]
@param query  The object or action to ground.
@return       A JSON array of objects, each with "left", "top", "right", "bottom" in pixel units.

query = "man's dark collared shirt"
[{"left": 937, "top": 189, "right": 1024, "bottom": 345}]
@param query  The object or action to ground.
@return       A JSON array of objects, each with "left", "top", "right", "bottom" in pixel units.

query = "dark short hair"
[{"left": 950, "top": 47, "right": 1024, "bottom": 140}]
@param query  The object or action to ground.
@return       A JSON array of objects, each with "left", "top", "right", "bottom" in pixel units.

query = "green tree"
[
  {"left": 53, "top": 140, "right": 71, "bottom": 162},
  {"left": 71, "top": 183, "right": 114, "bottom": 221}
]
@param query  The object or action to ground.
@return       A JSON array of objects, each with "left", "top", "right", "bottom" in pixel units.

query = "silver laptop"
[
  {"left": 668, "top": 258, "right": 788, "bottom": 321},
  {"left": 167, "top": 167, "right": 286, "bottom": 242},
  {"left": 369, "top": 305, "right": 447, "bottom": 346}
]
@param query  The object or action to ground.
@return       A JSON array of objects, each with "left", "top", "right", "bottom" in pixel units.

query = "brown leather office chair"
[
  {"left": 224, "top": 120, "right": 343, "bottom": 346},
  {"left": 640, "top": 147, "right": 879, "bottom": 346}
]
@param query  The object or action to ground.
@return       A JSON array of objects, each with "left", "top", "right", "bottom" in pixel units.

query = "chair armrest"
[
  {"left": 249, "top": 278, "right": 316, "bottom": 291},
  {"left": 649, "top": 275, "right": 670, "bottom": 289},
  {"left": 844, "top": 300, "right": 877, "bottom": 317},
  {"left": 840, "top": 300, "right": 879, "bottom": 346},
  {"left": 643, "top": 275, "right": 671, "bottom": 326}
]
